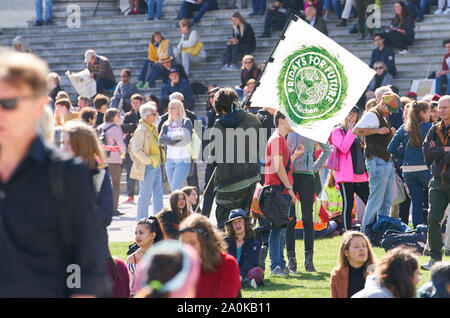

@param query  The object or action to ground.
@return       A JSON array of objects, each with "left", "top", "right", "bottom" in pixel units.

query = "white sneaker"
[
  {"left": 222, "top": 64, "right": 229, "bottom": 70},
  {"left": 228, "top": 64, "right": 237, "bottom": 70},
  {"left": 250, "top": 278, "right": 258, "bottom": 289},
  {"left": 270, "top": 265, "right": 287, "bottom": 276},
  {"left": 444, "top": 8, "right": 450, "bottom": 14},
  {"left": 399, "top": 49, "right": 409, "bottom": 55},
  {"left": 434, "top": 8, "right": 444, "bottom": 14}
]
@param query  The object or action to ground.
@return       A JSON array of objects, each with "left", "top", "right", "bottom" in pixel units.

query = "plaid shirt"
[{"left": 87, "top": 55, "right": 115, "bottom": 81}]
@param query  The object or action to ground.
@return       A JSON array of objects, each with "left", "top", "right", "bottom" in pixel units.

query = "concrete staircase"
[{"left": 0, "top": 0, "right": 448, "bottom": 191}]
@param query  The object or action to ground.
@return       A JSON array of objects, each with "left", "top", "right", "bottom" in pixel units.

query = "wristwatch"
[{"left": 286, "top": 185, "right": 293, "bottom": 190}]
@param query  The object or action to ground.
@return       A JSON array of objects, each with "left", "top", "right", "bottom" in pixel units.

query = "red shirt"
[
  {"left": 264, "top": 131, "right": 293, "bottom": 191},
  {"left": 195, "top": 253, "right": 241, "bottom": 298},
  {"left": 442, "top": 53, "right": 450, "bottom": 71}
]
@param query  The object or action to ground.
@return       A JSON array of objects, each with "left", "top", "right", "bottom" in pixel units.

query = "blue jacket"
[
  {"left": 370, "top": 45, "right": 397, "bottom": 77},
  {"left": 225, "top": 237, "right": 261, "bottom": 277},
  {"left": 161, "top": 77, "right": 195, "bottom": 108},
  {"left": 387, "top": 122, "right": 432, "bottom": 166}
]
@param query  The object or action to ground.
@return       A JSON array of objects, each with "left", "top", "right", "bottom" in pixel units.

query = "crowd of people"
[{"left": 2, "top": 0, "right": 450, "bottom": 299}]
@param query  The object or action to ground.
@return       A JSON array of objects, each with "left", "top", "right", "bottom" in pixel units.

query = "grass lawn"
[{"left": 109, "top": 236, "right": 447, "bottom": 298}]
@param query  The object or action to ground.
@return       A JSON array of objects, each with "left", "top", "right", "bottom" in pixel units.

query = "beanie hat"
[{"left": 382, "top": 92, "right": 401, "bottom": 113}]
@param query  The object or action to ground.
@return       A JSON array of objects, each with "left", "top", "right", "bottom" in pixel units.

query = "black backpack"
[{"left": 97, "top": 124, "right": 117, "bottom": 158}]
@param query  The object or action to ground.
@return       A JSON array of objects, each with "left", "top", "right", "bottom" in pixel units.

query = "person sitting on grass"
[{"left": 224, "top": 209, "right": 264, "bottom": 289}]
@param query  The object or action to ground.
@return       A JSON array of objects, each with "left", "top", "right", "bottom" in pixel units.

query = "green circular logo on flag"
[{"left": 277, "top": 46, "right": 348, "bottom": 125}]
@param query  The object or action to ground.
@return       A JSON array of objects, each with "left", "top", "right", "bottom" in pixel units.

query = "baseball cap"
[
  {"left": 382, "top": 92, "right": 401, "bottom": 113},
  {"left": 431, "top": 94, "right": 441, "bottom": 102},
  {"left": 168, "top": 67, "right": 179, "bottom": 75},
  {"left": 84, "top": 49, "right": 96, "bottom": 64},
  {"left": 225, "top": 208, "right": 248, "bottom": 225},
  {"left": 405, "top": 91, "right": 417, "bottom": 99}
]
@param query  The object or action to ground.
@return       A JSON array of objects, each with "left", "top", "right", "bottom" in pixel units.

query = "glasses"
[
  {"left": 374, "top": 67, "right": 384, "bottom": 70},
  {"left": 0, "top": 94, "right": 36, "bottom": 111}
]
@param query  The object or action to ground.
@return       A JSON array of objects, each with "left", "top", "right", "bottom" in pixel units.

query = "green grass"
[{"left": 109, "top": 236, "right": 447, "bottom": 298}]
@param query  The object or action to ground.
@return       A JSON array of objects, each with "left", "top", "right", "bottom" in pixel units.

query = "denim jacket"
[{"left": 387, "top": 122, "right": 431, "bottom": 166}]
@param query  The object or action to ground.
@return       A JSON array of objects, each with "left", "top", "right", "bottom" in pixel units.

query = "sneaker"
[
  {"left": 444, "top": 8, "right": 450, "bottom": 14},
  {"left": 121, "top": 196, "right": 134, "bottom": 204},
  {"left": 146, "top": 17, "right": 154, "bottom": 21},
  {"left": 222, "top": 64, "right": 229, "bottom": 70},
  {"left": 420, "top": 259, "right": 437, "bottom": 271},
  {"left": 33, "top": 20, "right": 43, "bottom": 27},
  {"left": 136, "top": 81, "right": 144, "bottom": 88},
  {"left": 270, "top": 266, "right": 287, "bottom": 276},
  {"left": 228, "top": 64, "right": 237, "bottom": 70},
  {"left": 143, "top": 82, "right": 150, "bottom": 88},
  {"left": 323, "top": 14, "right": 331, "bottom": 22},
  {"left": 336, "top": 19, "right": 347, "bottom": 27},
  {"left": 281, "top": 266, "right": 290, "bottom": 275},
  {"left": 113, "top": 210, "right": 125, "bottom": 217},
  {"left": 399, "top": 49, "right": 409, "bottom": 55},
  {"left": 434, "top": 8, "right": 444, "bottom": 14},
  {"left": 44, "top": 19, "right": 54, "bottom": 25}
]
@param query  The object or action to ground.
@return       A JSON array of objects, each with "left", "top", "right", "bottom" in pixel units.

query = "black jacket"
[
  {"left": 423, "top": 121, "right": 450, "bottom": 184},
  {"left": 160, "top": 62, "right": 188, "bottom": 85},
  {"left": 0, "top": 137, "right": 106, "bottom": 297},
  {"left": 121, "top": 109, "right": 141, "bottom": 147},
  {"left": 233, "top": 22, "right": 256, "bottom": 54},
  {"left": 225, "top": 237, "right": 261, "bottom": 277},
  {"left": 208, "top": 109, "right": 262, "bottom": 189}
]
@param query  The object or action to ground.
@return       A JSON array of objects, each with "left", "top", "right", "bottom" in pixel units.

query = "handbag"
[
  {"left": 181, "top": 40, "right": 203, "bottom": 57},
  {"left": 325, "top": 145, "right": 340, "bottom": 171},
  {"left": 392, "top": 172, "right": 406, "bottom": 205}
]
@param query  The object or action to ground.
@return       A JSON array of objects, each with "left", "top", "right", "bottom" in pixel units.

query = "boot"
[
  {"left": 305, "top": 250, "right": 316, "bottom": 272},
  {"left": 287, "top": 251, "right": 297, "bottom": 273},
  {"left": 258, "top": 245, "right": 268, "bottom": 272}
]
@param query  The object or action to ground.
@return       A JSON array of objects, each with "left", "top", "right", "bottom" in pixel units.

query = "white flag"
[{"left": 248, "top": 16, "right": 375, "bottom": 143}]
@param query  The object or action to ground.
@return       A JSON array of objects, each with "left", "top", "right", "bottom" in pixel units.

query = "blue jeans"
[
  {"left": 323, "top": 0, "right": 342, "bottom": 17},
  {"left": 165, "top": 157, "right": 191, "bottom": 191},
  {"left": 95, "top": 77, "right": 116, "bottom": 94},
  {"left": 177, "top": 1, "right": 214, "bottom": 23},
  {"left": 35, "top": 0, "right": 53, "bottom": 22},
  {"left": 362, "top": 157, "right": 395, "bottom": 234},
  {"left": 406, "top": 0, "right": 430, "bottom": 18},
  {"left": 137, "top": 163, "right": 164, "bottom": 220},
  {"left": 147, "top": 0, "right": 163, "bottom": 19},
  {"left": 404, "top": 170, "right": 431, "bottom": 228},
  {"left": 268, "top": 194, "right": 290, "bottom": 271},
  {"left": 435, "top": 73, "right": 450, "bottom": 95},
  {"left": 252, "top": 0, "right": 266, "bottom": 14}
]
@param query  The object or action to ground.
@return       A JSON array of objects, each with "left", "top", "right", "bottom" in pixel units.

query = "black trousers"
[
  {"left": 124, "top": 152, "right": 136, "bottom": 197},
  {"left": 354, "top": 0, "right": 375, "bottom": 35},
  {"left": 386, "top": 30, "right": 408, "bottom": 50},
  {"left": 339, "top": 181, "right": 370, "bottom": 231},
  {"left": 286, "top": 173, "right": 315, "bottom": 253},
  {"left": 201, "top": 163, "right": 216, "bottom": 218}
]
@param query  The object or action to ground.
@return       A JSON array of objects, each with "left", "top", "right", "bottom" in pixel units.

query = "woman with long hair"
[
  {"left": 61, "top": 120, "right": 114, "bottom": 286},
  {"left": 182, "top": 186, "right": 198, "bottom": 213},
  {"left": 174, "top": 18, "right": 207, "bottom": 75},
  {"left": 353, "top": 246, "right": 420, "bottom": 298},
  {"left": 158, "top": 99, "right": 193, "bottom": 191},
  {"left": 240, "top": 55, "right": 260, "bottom": 89},
  {"left": 179, "top": 213, "right": 241, "bottom": 298},
  {"left": 222, "top": 12, "right": 256, "bottom": 70},
  {"left": 388, "top": 101, "right": 432, "bottom": 228},
  {"left": 127, "top": 216, "right": 166, "bottom": 297},
  {"left": 330, "top": 231, "right": 377, "bottom": 298},
  {"left": 330, "top": 107, "right": 370, "bottom": 232},
  {"left": 137, "top": 31, "right": 173, "bottom": 89},
  {"left": 429, "top": 101, "right": 440, "bottom": 123},
  {"left": 157, "top": 190, "right": 191, "bottom": 239},
  {"left": 386, "top": 1, "right": 415, "bottom": 55}
]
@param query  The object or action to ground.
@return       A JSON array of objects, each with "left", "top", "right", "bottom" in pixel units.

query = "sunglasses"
[
  {"left": 374, "top": 67, "right": 384, "bottom": 70},
  {"left": 0, "top": 95, "right": 36, "bottom": 111}
]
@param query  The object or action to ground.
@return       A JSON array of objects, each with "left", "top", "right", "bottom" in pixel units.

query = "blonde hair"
[
  {"left": 47, "top": 72, "right": 61, "bottom": 85},
  {"left": 55, "top": 91, "right": 70, "bottom": 101},
  {"left": 36, "top": 105, "right": 55, "bottom": 143},
  {"left": 62, "top": 120, "right": 106, "bottom": 169},
  {"left": 241, "top": 55, "right": 257, "bottom": 70},
  {"left": 179, "top": 214, "right": 227, "bottom": 272},
  {"left": 334, "top": 231, "right": 376, "bottom": 278},
  {"left": 167, "top": 99, "right": 186, "bottom": 125},
  {"left": 0, "top": 48, "right": 48, "bottom": 95}
]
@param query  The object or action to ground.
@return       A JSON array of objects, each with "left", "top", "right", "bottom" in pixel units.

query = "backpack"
[
  {"left": 98, "top": 124, "right": 117, "bottom": 158},
  {"left": 380, "top": 230, "right": 426, "bottom": 253}
]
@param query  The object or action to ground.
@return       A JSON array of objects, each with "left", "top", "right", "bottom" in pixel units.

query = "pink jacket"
[
  {"left": 330, "top": 127, "right": 368, "bottom": 184},
  {"left": 101, "top": 122, "right": 126, "bottom": 164}
]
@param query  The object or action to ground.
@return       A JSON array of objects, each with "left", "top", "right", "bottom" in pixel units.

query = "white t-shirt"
[
  {"left": 354, "top": 112, "right": 386, "bottom": 129},
  {"left": 167, "top": 122, "right": 191, "bottom": 159}
]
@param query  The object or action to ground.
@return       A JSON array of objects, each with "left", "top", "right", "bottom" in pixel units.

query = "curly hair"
[
  {"left": 376, "top": 246, "right": 419, "bottom": 298},
  {"left": 224, "top": 217, "right": 256, "bottom": 241}
]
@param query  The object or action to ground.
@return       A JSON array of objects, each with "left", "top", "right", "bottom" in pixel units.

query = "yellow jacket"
[
  {"left": 148, "top": 39, "right": 170, "bottom": 62},
  {"left": 130, "top": 120, "right": 165, "bottom": 181}
]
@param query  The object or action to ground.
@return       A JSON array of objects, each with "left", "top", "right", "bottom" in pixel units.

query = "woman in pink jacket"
[
  {"left": 98, "top": 108, "right": 127, "bottom": 216},
  {"left": 330, "top": 107, "right": 369, "bottom": 231}
]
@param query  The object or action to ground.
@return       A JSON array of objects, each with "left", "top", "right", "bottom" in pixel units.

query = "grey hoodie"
[{"left": 286, "top": 132, "right": 331, "bottom": 174}]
